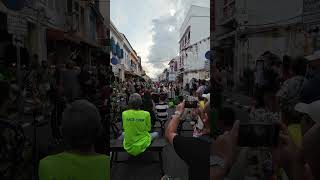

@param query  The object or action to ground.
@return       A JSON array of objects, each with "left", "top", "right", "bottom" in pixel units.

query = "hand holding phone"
[{"left": 238, "top": 123, "right": 280, "bottom": 147}]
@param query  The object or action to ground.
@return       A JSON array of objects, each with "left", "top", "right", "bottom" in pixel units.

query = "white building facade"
[
  {"left": 110, "top": 21, "right": 144, "bottom": 82},
  {"left": 110, "top": 21, "right": 125, "bottom": 80},
  {"left": 179, "top": 5, "right": 210, "bottom": 86}
]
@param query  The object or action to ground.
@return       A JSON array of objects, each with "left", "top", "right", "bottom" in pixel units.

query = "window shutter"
[
  {"left": 116, "top": 43, "right": 120, "bottom": 57},
  {"left": 111, "top": 39, "right": 116, "bottom": 55},
  {"left": 120, "top": 49, "right": 124, "bottom": 59}
]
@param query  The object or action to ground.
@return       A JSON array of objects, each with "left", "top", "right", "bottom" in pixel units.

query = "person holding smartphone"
[
  {"left": 211, "top": 116, "right": 320, "bottom": 180},
  {"left": 166, "top": 101, "right": 210, "bottom": 180}
]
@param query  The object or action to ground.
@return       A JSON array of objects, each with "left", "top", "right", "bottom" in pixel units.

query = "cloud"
[
  {"left": 145, "top": 0, "right": 210, "bottom": 78},
  {"left": 147, "top": 16, "right": 179, "bottom": 70},
  {"left": 111, "top": 0, "right": 210, "bottom": 79}
]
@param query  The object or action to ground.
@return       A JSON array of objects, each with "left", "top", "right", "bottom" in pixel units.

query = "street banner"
[{"left": 168, "top": 73, "right": 176, "bottom": 81}]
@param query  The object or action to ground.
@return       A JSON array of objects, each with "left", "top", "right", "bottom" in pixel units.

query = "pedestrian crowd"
[
  {"left": 2, "top": 50, "right": 320, "bottom": 180},
  {"left": 112, "top": 76, "right": 210, "bottom": 154},
  {"left": 0, "top": 54, "right": 113, "bottom": 180},
  {"left": 164, "top": 51, "right": 320, "bottom": 180}
]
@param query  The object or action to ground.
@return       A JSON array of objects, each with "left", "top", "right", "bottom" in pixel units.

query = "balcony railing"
[{"left": 221, "top": 1, "right": 236, "bottom": 24}]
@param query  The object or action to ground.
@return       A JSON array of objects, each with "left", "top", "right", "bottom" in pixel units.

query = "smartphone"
[
  {"left": 185, "top": 101, "right": 198, "bottom": 108},
  {"left": 238, "top": 123, "right": 280, "bottom": 147}
]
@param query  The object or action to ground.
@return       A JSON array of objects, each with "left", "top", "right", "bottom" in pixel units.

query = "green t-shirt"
[
  {"left": 288, "top": 124, "right": 302, "bottom": 147},
  {"left": 122, "top": 109, "right": 151, "bottom": 156},
  {"left": 39, "top": 152, "right": 110, "bottom": 180}
]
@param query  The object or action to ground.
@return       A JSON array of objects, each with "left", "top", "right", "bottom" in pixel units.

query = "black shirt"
[{"left": 173, "top": 135, "right": 210, "bottom": 180}]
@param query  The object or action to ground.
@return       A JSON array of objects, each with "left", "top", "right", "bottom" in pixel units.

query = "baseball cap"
[
  {"left": 202, "top": 93, "right": 210, "bottom": 101},
  {"left": 305, "top": 50, "right": 320, "bottom": 62},
  {"left": 295, "top": 100, "right": 320, "bottom": 123}
]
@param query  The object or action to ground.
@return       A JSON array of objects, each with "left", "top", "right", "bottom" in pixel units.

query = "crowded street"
[{"left": 2, "top": 0, "right": 320, "bottom": 180}]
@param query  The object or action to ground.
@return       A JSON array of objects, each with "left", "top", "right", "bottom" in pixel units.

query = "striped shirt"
[{"left": 155, "top": 102, "right": 169, "bottom": 121}]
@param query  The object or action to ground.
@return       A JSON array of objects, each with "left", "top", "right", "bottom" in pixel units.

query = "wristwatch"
[{"left": 210, "top": 155, "right": 226, "bottom": 169}]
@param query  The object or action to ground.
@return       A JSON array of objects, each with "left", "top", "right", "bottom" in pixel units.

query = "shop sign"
[
  {"left": 111, "top": 57, "right": 118, "bottom": 65},
  {"left": 168, "top": 73, "right": 176, "bottom": 81},
  {"left": 112, "top": 65, "right": 119, "bottom": 76},
  {"left": 205, "top": 50, "right": 211, "bottom": 60}
]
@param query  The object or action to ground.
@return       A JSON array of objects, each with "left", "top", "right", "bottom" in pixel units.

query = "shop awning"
[
  {"left": 64, "top": 34, "right": 81, "bottom": 44},
  {"left": 81, "top": 38, "right": 101, "bottom": 48},
  {"left": 47, "top": 29, "right": 101, "bottom": 48},
  {"left": 47, "top": 29, "right": 80, "bottom": 44},
  {"left": 47, "top": 29, "right": 64, "bottom": 41}
]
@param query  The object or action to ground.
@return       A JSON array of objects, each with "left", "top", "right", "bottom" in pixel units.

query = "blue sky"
[{"left": 111, "top": 0, "right": 210, "bottom": 78}]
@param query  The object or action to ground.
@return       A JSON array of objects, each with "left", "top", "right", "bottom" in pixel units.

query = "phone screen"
[
  {"left": 185, "top": 101, "right": 198, "bottom": 108},
  {"left": 238, "top": 123, "right": 279, "bottom": 147}
]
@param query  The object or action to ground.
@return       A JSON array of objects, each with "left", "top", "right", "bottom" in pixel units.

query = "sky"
[{"left": 111, "top": 0, "right": 210, "bottom": 79}]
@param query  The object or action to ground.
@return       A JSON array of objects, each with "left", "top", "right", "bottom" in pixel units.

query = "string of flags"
[
  {"left": 181, "top": 37, "right": 210, "bottom": 58},
  {"left": 181, "top": 37, "right": 210, "bottom": 52}
]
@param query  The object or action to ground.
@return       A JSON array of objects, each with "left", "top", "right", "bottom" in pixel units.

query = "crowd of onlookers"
[
  {"left": 112, "top": 77, "right": 211, "bottom": 158},
  {"left": 163, "top": 50, "right": 320, "bottom": 180},
  {"left": 0, "top": 54, "right": 113, "bottom": 180},
  {"left": 2, "top": 50, "right": 320, "bottom": 180}
]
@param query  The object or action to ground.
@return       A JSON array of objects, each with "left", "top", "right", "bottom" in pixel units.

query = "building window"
[
  {"left": 72, "top": 1, "right": 80, "bottom": 32},
  {"left": 48, "top": 0, "right": 55, "bottom": 9},
  {"left": 80, "top": 7, "right": 84, "bottom": 32},
  {"left": 74, "top": 1, "right": 79, "bottom": 12},
  {"left": 90, "top": 10, "right": 96, "bottom": 40},
  {"left": 40, "top": 0, "right": 47, "bottom": 6},
  {"left": 56, "top": 0, "right": 64, "bottom": 13},
  {"left": 67, "top": 0, "right": 72, "bottom": 14}
]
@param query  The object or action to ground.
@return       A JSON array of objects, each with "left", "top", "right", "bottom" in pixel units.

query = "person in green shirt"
[
  {"left": 39, "top": 100, "right": 110, "bottom": 180},
  {"left": 118, "top": 93, "right": 159, "bottom": 156}
]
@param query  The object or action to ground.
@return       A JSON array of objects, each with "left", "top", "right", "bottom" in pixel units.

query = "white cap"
[
  {"left": 295, "top": 100, "right": 320, "bottom": 123},
  {"left": 202, "top": 93, "right": 210, "bottom": 101},
  {"left": 305, "top": 51, "right": 320, "bottom": 62}
]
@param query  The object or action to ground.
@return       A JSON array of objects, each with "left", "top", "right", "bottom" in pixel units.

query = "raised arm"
[{"left": 165, "top": 101, "right": 185, "bottom": 145}]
